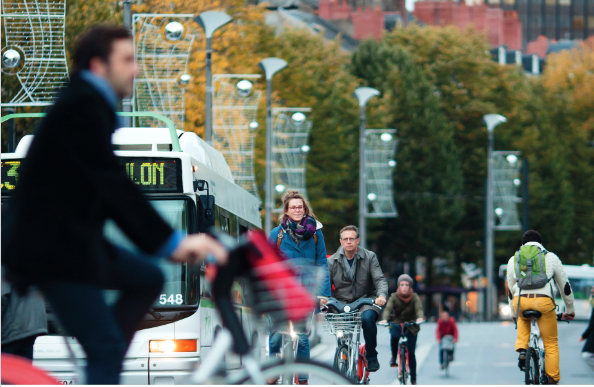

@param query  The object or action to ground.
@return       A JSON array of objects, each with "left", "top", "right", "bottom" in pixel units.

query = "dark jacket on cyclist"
[
  {"left": 383, "top": 291, "right": 424, "bottom": 335},
  {"left": 1, "top": 73, "right": 177, "bottom": 290},
  {"left": 327, "top": 246, "right": 388, "bottom": 315}
]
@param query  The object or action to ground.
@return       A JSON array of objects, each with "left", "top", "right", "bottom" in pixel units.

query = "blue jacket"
[{"left": 269, "top": 226, "right": 331, "bottom": 297}]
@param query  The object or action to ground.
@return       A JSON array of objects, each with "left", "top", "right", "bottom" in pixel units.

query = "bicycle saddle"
[
  {"left": 522, "top": 310, "right": 542, "bottom": 319},
  {"left": 325, "top": 297, "right": 377, "bottom": 313}
]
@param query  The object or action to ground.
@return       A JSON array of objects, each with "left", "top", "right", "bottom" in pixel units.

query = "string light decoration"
[
  {"left": 1, "top": 0, "right": 69, "bottom": 106},
  {"left": 272, "top": 108, "right": 312, "bottom": 212},
  {"left": 212, "top": 74, "right": 262, "bottom": 200},
  {"left": 492, "top": 150, "right": 522, "bottom": 230},
  {"left": 365, "top": 129, "right": 398, "bottom": 218},
  {"left": 132, "top": 14, "right": 196, "bottom": 129}
]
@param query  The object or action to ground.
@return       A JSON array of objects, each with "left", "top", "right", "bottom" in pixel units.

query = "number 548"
[{"left": 159, "top": 294, "right": 183, "bottom": 304}]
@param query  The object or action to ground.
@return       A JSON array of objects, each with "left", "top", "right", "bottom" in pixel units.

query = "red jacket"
[{"left": 436, "top": 317, "right": 458, "bottom": 341}]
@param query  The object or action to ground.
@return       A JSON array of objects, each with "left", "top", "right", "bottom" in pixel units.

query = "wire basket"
[{"left": 322, "top": 311, "right": 362, "bottom": 337}]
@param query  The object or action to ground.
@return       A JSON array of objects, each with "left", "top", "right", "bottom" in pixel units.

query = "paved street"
[{"left": 310, "top": 320, "right": 592, "bottom": 385}]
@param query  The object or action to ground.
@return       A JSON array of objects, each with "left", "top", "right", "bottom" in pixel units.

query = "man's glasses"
[
  {"left": 288, "top": 206, "right": 304, "bottom": 211},
  {"left": 341, "top": 238, "right": 358, "bottom": 242}
]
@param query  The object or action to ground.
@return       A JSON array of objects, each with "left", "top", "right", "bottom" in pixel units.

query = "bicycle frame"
[{"left": 190, "top": 328, "right": 265, "bottom": 385}]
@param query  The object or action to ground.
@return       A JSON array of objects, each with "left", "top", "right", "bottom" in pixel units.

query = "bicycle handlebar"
[
  {"left": 321, "top": 297, "right": 380, "bottom": 314},
  {"left": 377, "top": 320, "right": 426, "bottom": 328},
  {"left": 556, "top": 313, "right": 570, "bottom": 323}
]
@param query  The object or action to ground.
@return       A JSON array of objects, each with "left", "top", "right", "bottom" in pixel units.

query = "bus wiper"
[{"left": 148, "top": 309, "right": 164, "bottom": 320}]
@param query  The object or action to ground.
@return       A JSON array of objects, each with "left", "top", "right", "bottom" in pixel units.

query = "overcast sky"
[{"left": 406, "top": 0, "right": 416, "bottom": 12}]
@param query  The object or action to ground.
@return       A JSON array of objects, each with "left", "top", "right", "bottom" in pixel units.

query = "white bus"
[
  {"left": 498, "top": 263, "right": 594, "bottom": 321},
  {"left": 554, "top": 264, "right": 594, "bottom": 321},
  {"left": 1, "top": 120, "right": 265, "bottom": 384}
]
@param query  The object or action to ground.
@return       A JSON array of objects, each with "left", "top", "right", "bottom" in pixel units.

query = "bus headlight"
[{"left": 149, "top": 339, "right": 197, "bottom": 353}]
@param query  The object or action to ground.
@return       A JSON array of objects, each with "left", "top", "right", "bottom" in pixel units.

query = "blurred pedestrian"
[
  {"left": 1, "top": 25, "right": 227, "bottom": 384},
  {"left": 1, "top": 276, "right": 47, "bottom": 360},
  {"left": 268, "top": 190, "right": 331, "bottom": 384},
  {"left": 579, "top": 285, "right": 594, "bottom": 372}
]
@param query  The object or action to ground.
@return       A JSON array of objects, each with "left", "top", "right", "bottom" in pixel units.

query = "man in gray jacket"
[
  {"left": 1, "top": 276, "right": 47, "bottom": 360},
  {"left": 327, "top": 225, "right": 388, "bottom": 372}
]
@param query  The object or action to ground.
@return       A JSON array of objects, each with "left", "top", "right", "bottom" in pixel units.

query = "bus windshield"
[{"left": 103, "top": 198, "right": 200, "bottom": 308}]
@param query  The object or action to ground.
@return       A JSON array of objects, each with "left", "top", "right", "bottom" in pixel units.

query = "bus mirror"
[{"left": 198, "top": 195, "right": 215, "bottom": 231}]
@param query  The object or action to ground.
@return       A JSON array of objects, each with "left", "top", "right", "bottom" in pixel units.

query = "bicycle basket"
[
  {"left": 244, "top": 231, "right": 316, "bottom": 324},
  {"left": 440, "top": 335, "right": 455, "bottom": 350},
  {"left": 322, "top": 311, "right": 362, "bottom": 337}
]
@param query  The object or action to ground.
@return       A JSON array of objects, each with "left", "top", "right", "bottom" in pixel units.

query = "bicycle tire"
[
  {"left": 399, "top": 345, "right": 408, "bottom": 385},
  {"left": 333, "top": 344, "right": 350, "bottom": 376},
  {"left": 524, "top": 347, "right": 539, "bottom": 385},
  {"left": 443, "top": 349, "right": 449, "bottom": 377},
  {"left": 230, "top": 358, "right": 353, "bottom": 385}
]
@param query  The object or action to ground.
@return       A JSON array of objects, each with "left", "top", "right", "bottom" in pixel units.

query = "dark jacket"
[
  {"left": 1, "top": 276, "right": 47, "bottom": 345},
  {"left": 327, "top": 246, "right": 388, "bottom": 315},
  {"left": 382, "top": 293, "right": 424, "bottom": 335},
  {"left": 269, "top": 225, "right": 331, "bottom": 297},
  {"left": 2, "top": 74, "right": 174, "bottom": 287},
  {"left": 582, "top": 298, "right": 594, "bottom": 353}
]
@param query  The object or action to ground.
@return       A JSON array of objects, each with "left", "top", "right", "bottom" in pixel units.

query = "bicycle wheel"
[
  {"left": 231, "top": 358, "right": 353, "bottom": 385},
  {"left": 443, "top": 349, "right": 450, "bottom": 377},
  {"left": 524, "top": 347, "right": 539, "bottom": 385},
  {"left": 333, "top": 344, "right": 350, "bottom": 376},
  {"left": 399, "top": 346, "right": 408, "bottom": 385}
]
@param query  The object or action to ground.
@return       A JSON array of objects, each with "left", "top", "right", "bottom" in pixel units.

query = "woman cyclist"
[
  {"left": 267, "top": 190, "right": 331, "bottom": 385},
  {"left": 379, "top": 275, "right": 424, "bottom": 385}
]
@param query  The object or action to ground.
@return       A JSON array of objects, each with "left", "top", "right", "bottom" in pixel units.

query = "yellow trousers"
[{"left": 513, "top": 296, "right": 560, "bottom": 382}]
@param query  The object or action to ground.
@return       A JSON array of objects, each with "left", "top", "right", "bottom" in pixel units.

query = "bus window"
[
  {"left": 229, "top": 214, "right": 238, "bottom": 239},
  {"left": 219, "top": 214, "right": 230, "bottom": 235}
]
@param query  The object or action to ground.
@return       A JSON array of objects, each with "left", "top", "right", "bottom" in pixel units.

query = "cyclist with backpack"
[{"left": 507, "top": 230, "right": 575, "bottom": 385}]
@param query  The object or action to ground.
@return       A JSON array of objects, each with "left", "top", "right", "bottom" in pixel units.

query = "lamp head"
[
  {"left": 353, "top": 87, "right": 380, "bottom": 108},
  {"left": 483, "top": 114, "right": 507, "bottom": 133},
  {"left": 194, "top": 11, "right": 232, "bottom": 38},
  {"left": 258, "top": 58, "right": 287, "bottom": 81}
]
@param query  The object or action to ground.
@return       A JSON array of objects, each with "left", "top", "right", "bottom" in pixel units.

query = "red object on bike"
[
  {"left": 358, "top": 344, "right": 370, "bottom": 382},
  {"left": 1, "top": 353, "right": 59, "bottom": 385},
  {"left": 246, "top": 230, "right": 316, "bottom": 322}
]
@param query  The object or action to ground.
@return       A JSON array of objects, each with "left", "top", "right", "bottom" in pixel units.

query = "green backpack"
[{"left": 514, "top": 244, "right": 549, "bottom": 290}]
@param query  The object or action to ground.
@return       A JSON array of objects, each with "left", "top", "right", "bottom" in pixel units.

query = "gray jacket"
[
  {"left": 328, "top": 246, "right": 388, "bottom": 311},
  {"left": 1, "top": 276, "right": 47, "bottom": 345}
]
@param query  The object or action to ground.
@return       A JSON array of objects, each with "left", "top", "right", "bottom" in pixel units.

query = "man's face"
[
  {"left": 440, "top": 312, "right": 449, "bottom": 321},
  {"left": 339, "top": 230, "right": 359, "bottom": 253},
  {"left": 104, "top": 39, "right": 138, "bottom": 98}
]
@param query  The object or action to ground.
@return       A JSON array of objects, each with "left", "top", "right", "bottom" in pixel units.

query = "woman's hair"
[{"left": 278, "top": 190, "right": 316, "bottom": 224}]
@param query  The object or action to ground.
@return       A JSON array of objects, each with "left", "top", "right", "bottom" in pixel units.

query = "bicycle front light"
[
  {"left": 149, "top": 339, "right": 197, "bottom": 353},
  {"left": 336, "top": 330, "right": 344, "bottom": 338}
]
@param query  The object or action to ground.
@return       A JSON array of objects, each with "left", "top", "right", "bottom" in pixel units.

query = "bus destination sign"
[{"left": 1, "top": 157, "right": 182, "bottom": 194}]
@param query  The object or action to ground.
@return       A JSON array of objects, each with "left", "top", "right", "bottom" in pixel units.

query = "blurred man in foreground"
[{"left": 1, "top": 26, "right": 227, "bottom": 384}]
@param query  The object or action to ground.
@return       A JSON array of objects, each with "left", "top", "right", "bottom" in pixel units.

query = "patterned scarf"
[{"left": 282, "top": 216, "right": 317, "bottom": 246}]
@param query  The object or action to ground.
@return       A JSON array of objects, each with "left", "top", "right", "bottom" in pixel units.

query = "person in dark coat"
[
  {"left": 327, "top": 225, "right": 388, "bottom": 372},
  {"left": 1, "top": 276, "right": 47, "bottom": 360},
  {"left": 1, "top": 26, "right": 227, "bottom": 384},
  {"left": 579, "top": 285, "right": 594, "bottom": 372}
]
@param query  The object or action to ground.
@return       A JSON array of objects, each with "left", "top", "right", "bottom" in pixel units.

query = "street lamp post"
[
  {"left": 122, "top": 0, "right": 132, "bottom": 127},
  {"left": 353, "top": 87, "right": 380, "bottom": 249},
  {"left": 195, "top": 11, "right": 232, "bottom": 144},
  {"left": 259, "top": 58, "right": 288, "bottom": 236},
  {"left": 483, "top": 113, "right": 507, "bottom": 321}
]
